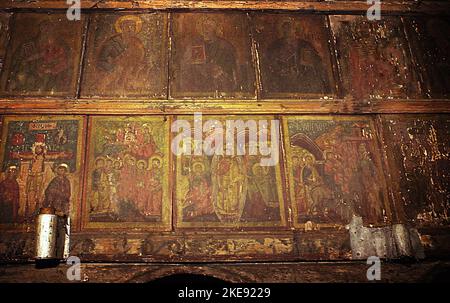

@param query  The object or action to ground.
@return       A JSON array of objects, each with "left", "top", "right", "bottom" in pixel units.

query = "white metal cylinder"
[{"left": 35, "top": 208, "right": 58, "bottom": 260}]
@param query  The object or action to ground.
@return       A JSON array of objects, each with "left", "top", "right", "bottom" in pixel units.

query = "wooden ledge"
[
  {"left": 0, "top": 99, "right": 449, "bottom": 115},
  {"left": 0, "top": 1, "right": 449, "bottom": 14}
]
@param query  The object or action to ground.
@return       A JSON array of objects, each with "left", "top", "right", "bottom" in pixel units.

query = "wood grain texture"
[{"left": 1, "top": 1, "right": 450, "bottom": 14}]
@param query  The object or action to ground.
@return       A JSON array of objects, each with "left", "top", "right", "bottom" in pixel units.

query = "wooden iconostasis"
[{"left": 0, "top": 7, "right": 449, "bottom": 262}]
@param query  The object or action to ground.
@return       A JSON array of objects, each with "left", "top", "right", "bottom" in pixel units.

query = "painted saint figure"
[
  {"left": 9, "top": 21, "right": 69, "bottom": 93},
  {"left": 146, "top": 156, "right": 163, "bottom": 216},
  {"left": 265, "top": 20, "right": 330, "bottom": 94},
  {"left": 182, "top": 16, "right": 238, "bottom": 92},
  {"left": 183, "top": 161, "right": 213, "bottom": 219},
  {"left": 0, "top": 166, "right": 20, "bottom": 223},
  {"left": 43, "top": 163, "right": 71, "bottom": 216},
  {"left": 96, "top": 15, "right": 146, "bottom": 93}
]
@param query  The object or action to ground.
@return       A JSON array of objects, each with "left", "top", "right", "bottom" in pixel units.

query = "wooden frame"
[
  {"left": 81, "top": 115, "right": 172, "bottom": 231},
  {"left": 174, "top": 115, "right": 288, "bottom": 229},
  {"left": 282, "top": 115, "right": 392, "bottom": 229},
  {"left": 0, "top": 115, "right": 86, "bottom": 231}
]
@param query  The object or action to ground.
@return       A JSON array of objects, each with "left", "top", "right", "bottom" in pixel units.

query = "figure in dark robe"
[
  {"left": 43, "top": 163, "right": 71, "bottom": 216},
  {"left": 9, "top": 21, "right": 69, "bottom": 93},
  {"left": 0, "top": 166, "right": 20, "bottom": 223},
  {"left": 266, "top": 21, "right": 330, "bottom": 94},
  {"left": 96, "top": 15, "right": 146, "bottom": 93},
  {"left": 181, "top": 17, "right": 238, "bottom": 93}
]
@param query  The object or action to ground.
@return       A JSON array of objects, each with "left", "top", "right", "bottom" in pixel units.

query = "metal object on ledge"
[{"left": 35, "top": 207, "right": 59, "bottom": 260}]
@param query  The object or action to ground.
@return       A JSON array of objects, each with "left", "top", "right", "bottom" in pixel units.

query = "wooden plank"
[
  {"left": 0, "top": 99, "right": 449, "bottom": 114},
  {"left": 0, "top": 1, "right": 449, "bottom": 14}
]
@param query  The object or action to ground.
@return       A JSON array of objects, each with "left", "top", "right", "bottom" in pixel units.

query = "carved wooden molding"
[
  {"left": 0, "top": 99, "right": 449, "bottom": 114},
  {"left": 0, "top": 1, "right": 449, "bottom": 14}
]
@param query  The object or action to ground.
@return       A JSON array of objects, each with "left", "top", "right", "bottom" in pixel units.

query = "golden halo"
[
  {"left": 192, "top": 161, "right": 205, "bottom": 173},
  {"left": 115, "top": 15, "right": 143, "bottom": 34},
  {"left": 195, "top": 15, "right": 223, "bottom": 37},
  {"left": 136, "top": 160, "right": 147, "bottom": 170},
  {"left": 277, "top": 17, "right": 295, "bottom": 36},
  {"left": 113, "top": 159, "right": 123, "bottom": 169},
  {"left": 95, "top": 156, "right": 106, "bottom": 164},
  {"left": 149, "top": 155, "right": 163, "bottom": 168},
  {"left": 123, "top": 154, "right": 136, "bottom": 165},
  {"left": 252, "top": 163, "right": 268, "bottom": 176}
]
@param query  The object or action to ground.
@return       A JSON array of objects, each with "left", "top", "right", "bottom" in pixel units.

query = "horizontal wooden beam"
[
  {"left": 0, "top": 99, "right": 449, "bottom": 115},
  {"left": 0, "top": 1, "right": 449, "bottom": 14}
]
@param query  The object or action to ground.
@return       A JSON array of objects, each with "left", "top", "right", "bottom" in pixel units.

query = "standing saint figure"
[
  {"left": 43, "top": 163, "right": 71, "bottom": 216},
  {"left": 96, "top": 15, "right": 146, "bottom": 93},
  {"left": 0, "top": 166, "right": 20, "bottom": 223},
  {"left": 183, "top": 161, "right": 213, "bottom": 219}
]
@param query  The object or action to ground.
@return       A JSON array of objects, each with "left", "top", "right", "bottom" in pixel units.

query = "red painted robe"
[
  {"left": 0, "top": 177, "right": 20, "bottom": 223},
  {"left": 43, "top": 176, "right": 71, "bottom": 215}
]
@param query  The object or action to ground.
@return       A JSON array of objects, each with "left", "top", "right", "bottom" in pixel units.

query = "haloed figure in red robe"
[
  {"left": 0, "top": 166, "right": 20, "bottom": 223},
  {"left": 43, "top": 163, "right": 71, "bottom": 216}
]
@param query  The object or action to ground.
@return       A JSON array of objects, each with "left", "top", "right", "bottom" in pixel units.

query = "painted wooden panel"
[
  {"left": 0, "top": 14, "right": 85, "bottom": 97},
  {"left": 0, "top": 115, "right": 85, "bottom": 228},
  {"left": 253, "top": 14, "right": 336, "bottom": 98},
  {"left": 175, "top": 115, "right": 286, "bottom": 228},
  {"left": 404, "top": 17, "right": 450, "bottom": 98},
  {"left": 170, "top": 13, "right": 256, "bottom": 99},
  {"left": 283, "top": 116, "right": 391, "bottom": 228},
  {"left": 0, "top": 14, "right": 11, "bottom": 75},
  {"left": 81, "top": 13, "right": 168, "bottom": 98},
  {"left": 329, "top": 16, "right": 421, "bottom": 100},
  {"left": 381, "top": 115, "right": 450, "bottom": 227},
  {"left": 82, "top": 116, "right": 171, "bottom": 230}
]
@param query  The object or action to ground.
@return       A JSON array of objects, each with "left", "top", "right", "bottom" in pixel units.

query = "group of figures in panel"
[
  {"left": 88, "top": 119, "right": 166, "bottom": 223},
  {"left": 1, "top": 12, "right": 447, "bottom": 98},
  {"left": 285, "top": 117, "right": 389, "bottom": 226},
  {"left": 175, "top": 119, "right": 285, "bottom": 227},
  {"left": 1, "top": 115, "right": 448, "bottom": 229},
  {"left": 0, "top": 117, "right": 82, "bottom": 224}
]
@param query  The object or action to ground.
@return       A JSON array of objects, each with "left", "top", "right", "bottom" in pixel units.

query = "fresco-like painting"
[
  {"left": 175, "top": 116, "right": 286, "bottom": 228},
  {"left": 0, "top": 116, "right": 85, "bottom": 226},
  {"left": 83, "top": 116, "right": 171, "bottom": 230},
  {"left": 330, "top": 16, "right": 420, "bottom": 100},
  {"left": 381, "top": 115, "right": 449, "bottom": 227},
  {"left": 0, "top": 14, "right": 11, "bottom": 74},
  {"left": 253, "top": 14, "right": 336, "bottom": 98},
  {"left": 283, "top": 116, "right": 390, "bottom": 227},
  {"left": 0, "top": 14, "right": 85, "bottom": 97},
  {"left": 170, "top": 13, "right": 256, "bottom": 98},
  {"left": 404, "top": 17, "right": 450, "bottom": 98},
  {"left": 81, "top": 13, "right": 168, "bottom": 98}
]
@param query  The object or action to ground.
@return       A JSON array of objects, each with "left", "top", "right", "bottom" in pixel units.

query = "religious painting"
[
  {"left": 175, "top": 115, "right": 286, "bottom": 228},
  {"left": 283, "top": 116, "right": 390, "bottom": 228},
  {"left": 81, "top": 13, "right": 168, "bottom": 98},
  {"left": 253, "top": 14, "right": 336, "bottom": 98},
  {"left": 170, "top": 13, "right": 256, "bottom": 98},
  {"left": 0, "top": 13, "right": 85, "bottom": 97},
  {"left": 381, "top": 115, "right": 449, "bottom": 227},
  {"left": 329, "top": 16, "right": 420, "bottom": 100},
  {"left": 404, "top": 17, "right": 450, "bottom": 98},
  {"left": 0, "top": 116, "right": 85, "bottom": 228},
  {"left": 0, "top": 14, "right": 11, "bottom": 74},
  {"left": 83, "top": 116, "right": 171, "bottom": 230}
]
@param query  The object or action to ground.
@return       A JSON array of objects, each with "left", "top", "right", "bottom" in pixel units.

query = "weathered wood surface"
[
  {"left": 0, "top": 100, "right": 449, "bottom": 115},
  {"left": 0, "top": 1, "right": 449, "bottom": 14},
  {"left": 1, "top": 261, "right": 449, "bottom": 282}
]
